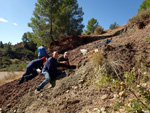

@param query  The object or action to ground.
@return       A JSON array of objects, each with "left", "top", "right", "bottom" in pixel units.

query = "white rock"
[
  {"left": 80, "top": 49, "right": 88, "bottom": 55},
  {"left": 141, "top": 83, "right": 147, "bottom": 87},
  {"left": 94, "top": 49, "right": 99, "bottom": 52},
  {"left": 101, "top": 94, "right": 108, "bottom": 100},
  {"left": 66, "top": 90, "right": 69, "bottom": 93},
  {"left": 113, "top": 94, "right": 119, "bottom": 98},
  {"left": 92, "top": 108, "right": 100, "bottom": 112}
]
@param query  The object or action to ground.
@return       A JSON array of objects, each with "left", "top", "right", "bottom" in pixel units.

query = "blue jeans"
[{"left": 37, "top": 71, "right": 51, "bottom": 91}]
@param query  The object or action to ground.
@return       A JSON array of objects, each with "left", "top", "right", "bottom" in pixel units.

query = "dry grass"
[
  {"left": 0, "top": 72, "right": 23, "bottom": 85},
  {"left": 91, "top": 51, "right": 124, "bottom": 80},
  {"left": 90, "top": 51, "right": 104, "bottom": 66}
]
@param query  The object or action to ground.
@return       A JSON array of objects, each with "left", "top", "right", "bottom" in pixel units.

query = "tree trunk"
[{"left": 49, "top": 18, "right": 55, "bottom": 43}]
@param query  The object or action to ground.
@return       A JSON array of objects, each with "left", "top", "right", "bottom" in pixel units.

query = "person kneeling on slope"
[
  {"left": 36, "top": 51, "right": 64, "bottom": 91},
  {"left": 18, "top": 57, "right": 46, "bottom": 84},
  {"left": 57, "top": 51, "right": 76, "bottom": 70}
]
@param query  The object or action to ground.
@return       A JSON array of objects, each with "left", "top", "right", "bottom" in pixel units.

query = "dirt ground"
[{"left": 1, "top": 20, "right": 150, "bottom": 113}]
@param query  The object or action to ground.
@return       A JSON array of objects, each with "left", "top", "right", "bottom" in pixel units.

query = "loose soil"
[{"left": 1, "top": 21, "right": 150, "bottom": 113}]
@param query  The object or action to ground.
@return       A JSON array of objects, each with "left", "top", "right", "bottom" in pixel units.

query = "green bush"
[
  {"left": 109, "top": 22, "right": 119, "bottom": 30},
  {"left": 129, "top": 9, "right": 150, "bottom": 23},
  {"left": 145, "top": 35, "right": 150, "bottom": 42},
  {"left": 94, "top": 25, "right": 104, "bottom": 35},
  {"left": 0, "top": 56, "right": 27, "bottom": 71},
  {"left": 0, "top": 46, "right": 36, "bottom": 71},
  {"left": 0, "top": 57, "right": 12, "bottom": 69},
  {"left": 7, "top": 62, "right": 26, "bottom": 71},
  {"left": 92, "top": 51, "right": 150, "bottom": 112},
  {"left": 126, "top": 99, "right": 143, "bottom": 113},
  {"left": 13, "top": 47, "right": 36, "bottom": 60}
]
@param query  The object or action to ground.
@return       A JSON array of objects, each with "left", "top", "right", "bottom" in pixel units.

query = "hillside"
[{"left": 1, "top": 21, "right": 150, "bottom": 113}]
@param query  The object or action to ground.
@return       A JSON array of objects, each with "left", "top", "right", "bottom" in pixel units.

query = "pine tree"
[
  {"left": 62, "top": 0, "right": 84, "bottom": 35},
  {"left": 139, "top": 0, "right": 150, "bottom": 12},
  {"left": 28, "top": 0, "right": 59, "bottom": 46},
  {"left": 28, "top": 0, "right": 84, "bottom": 46},
  {"left": 22, "top": 33, "right": 37, "bottom": 52},
  {"left": 0, "top": 41, "right": 4, "bottom": 48},
  {"left": 85, "top": 18, "right": 98, "bottom": 34}
]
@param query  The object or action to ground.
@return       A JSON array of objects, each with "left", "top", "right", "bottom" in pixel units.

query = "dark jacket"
[
  {"left": 103, "top": 39, "right": 112, "bottom": 44},
  {"left": 42, "top": 57, "right": 60, "bottom": 79},
  {"left": 57, "top": 56, "right": 69, "bottom": 64},
  {"left": 27, "top": 59, "right": 44, "bottom": 70},
  {"left": 95, "top": 39, "right": 112, "bottom": 48}
]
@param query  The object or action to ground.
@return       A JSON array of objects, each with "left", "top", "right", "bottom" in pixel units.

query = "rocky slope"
[{"left": 1, "top": 21, "right": 150, "bottom": 113}]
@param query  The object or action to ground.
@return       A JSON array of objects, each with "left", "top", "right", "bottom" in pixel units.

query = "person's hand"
[
  {"left": 61, "top": 67, "right": 67, "bottom": 71},
  {"left": 37, "top": 69, "right": 41, "bottom": 73},
  {"left": 57, "top": 67, "right": 64, "bottom": 71},
  {"left": 64, "top": 61, "right": 69, "bottom": 65}
]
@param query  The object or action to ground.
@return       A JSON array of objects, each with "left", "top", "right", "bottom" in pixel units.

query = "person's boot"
[
  {"left": 24, "top": 76, "right": 28, "bottom": 82},
  {"left": 18, "top": 77, "right": 24, "bottom": 84}
]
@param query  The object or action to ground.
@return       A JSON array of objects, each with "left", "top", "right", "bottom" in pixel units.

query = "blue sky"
[{"left": 0, "top": 0, "right": 143, "bottom": 45}]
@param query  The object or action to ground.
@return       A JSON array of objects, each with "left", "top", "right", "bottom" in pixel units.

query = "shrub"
[
  {"left": 84, "top": 30, "right": 91, "bottom": 35},
  {"left": 0, "top": 57, "right": 12, "bottom": 69},
  {"left": 91, "top": 52, "right": 104, "bottom": 66},
  {"left": 145, "top": 35, "right": 150, "bottom": 42},
  {"left": 91, "top": 47, "right": 150, "bottom": 112},
  {"left": 13, "top": 47, "right": 36, "bottom": 60},
  {"left": 6, "top": 62, "right": 26, "bottom": 71},
  {"left": 109, "top": 22, "right": 119, "bottom": 30},
  {"left": 129, "top": 9, "right": 150, "bottom": 24},
  {"left": 81, "top": 32, "right": 87, "bottom": 35},
  {"left": 94, "top": 25, "right": 104, "bottom": 35},
  {"left": 91, "top": 52, "right": 124, "bottom": 80},
  {"left": 10, "top": 59, "right": 19, "bottom": 63},
  {"left": 4, "top": 42, "right": 12, "bottom": 54}
]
